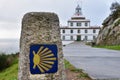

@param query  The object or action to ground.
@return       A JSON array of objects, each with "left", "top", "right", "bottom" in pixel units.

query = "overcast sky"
[{"left": 0, "top": 0, "right": 119, "bottom": 39}]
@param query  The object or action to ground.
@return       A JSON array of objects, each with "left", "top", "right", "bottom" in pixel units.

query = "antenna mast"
[{"left": 76, "top": 0, "right": 83, "bottom": 8}]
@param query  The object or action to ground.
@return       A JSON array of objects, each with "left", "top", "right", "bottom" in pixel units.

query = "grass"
[
  {"left": 64, "top": 59, "right": 75, "bottom": 70},
  {"left": 0, "top": 56, "right": 89, "bottom": 80},
  {"left": 0, "top": 63, "right": 18, "bottom": 80},
  {"left": 94, "top": 45, "right": 120, "bottom": 50},
  {"left": 0, "top": 57, "right": 18, "bottom": 80},
  {"left": 64, "top": 59, "right": 82, "bottom": 72},
  {"left": 64, "top": 59, "right": 90, "bottom": 78},
  {"left": 77, "top": 73, "right": 89, "bottom": 78}
]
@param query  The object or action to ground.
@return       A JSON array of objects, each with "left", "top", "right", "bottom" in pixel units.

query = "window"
[
  {"left": 76, "top": 22, "right": 81, "bottom": 26},
  {"left": 63, "top": 36, "right": 65, "bottom": 40},
  {"left": 85, "top": 29, "right": 87, "bottom": 33},
  {"left": 70, "top": 22, "right": 73, "bottom": 26},
  {"left": 85, "top": 36, "right": 88, "bottom": 40},
  {"left": 93, "top": 36, "right": 96, "bottom": 40},
  {"left": 71, "top": 30, "right": 73, "bottom": 33},
  {"left": 78, "top": 30, "right": 80, "bottom": 33},
  {"left": 71, "top": 36, "right": 73, "bottom": 40},
  {"left": 93, "top": 29, "right": 96, "bottom": 33},
  {"left": 62, "top": 30, "right": 65, "bottom": 33},
  {"left": 85, "top": 22, "right": 88, "bottom": 26}
]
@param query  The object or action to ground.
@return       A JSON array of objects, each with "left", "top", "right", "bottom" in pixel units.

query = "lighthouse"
[{"left": 60, "top": 4, "right": 100, "bottom": 41}]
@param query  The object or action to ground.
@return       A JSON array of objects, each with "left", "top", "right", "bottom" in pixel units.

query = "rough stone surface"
[
  {"left": 96, "top": 17, "right": 120, "bottom": 45},
  {"left": 18, "top": 12, "right": 65, "bottom": 80}
]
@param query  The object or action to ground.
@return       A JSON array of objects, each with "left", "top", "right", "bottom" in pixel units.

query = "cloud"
[
  {"left": 0, "top": 29, "right": 20, "bottom": 39},
  {"left": 0, "top": 0, "right": 117, "bottom": 39},
  {"left": 0, "top": 22, "right": 21, "bottom": 39},
  {"left": 0, "top": 0, "right": 114, "bottom": 24},
  {"left": 0, "top": 22, "right": 20, "bottom": 30}
]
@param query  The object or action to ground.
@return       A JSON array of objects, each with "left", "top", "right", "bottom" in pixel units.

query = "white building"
[{"left": 60, "top": 5, "right": 100, "bottom": 41}]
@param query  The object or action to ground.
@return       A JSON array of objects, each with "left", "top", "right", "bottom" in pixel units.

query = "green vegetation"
[
  {"left": 0, "top": 53, "right": 18, "bottom": 80},
  {"left": 0, "top": 54, "right": 90, "bottom": 80},
  {"left": 77, "top": 73, "right": 89, "bottom": 78},
  {"left": 64, "top": 59, "right": 75, "bottom": 70},
  {"left": 64, "top": 59, "right": 90, "bottom": 78},
  {"left": 0, "top": 63, "right": 18, "bottom": 80},
  {"left": 94, "top": 45, "right": 120, "bottom": 50},
  {"left": 102, "top": 2, "right": 120, "bottom": 26},
  {"left": 0, "top": 54, "right": 9, "bottom": 70},
  {"left": 0, "top": 53, "right": 18, "bottom": 71},
  {"left": 110, "top": 2, "right": 120, "bottom": 21},
  {"left": 64, "top": 59, "right": 82, "bottom": 72}
]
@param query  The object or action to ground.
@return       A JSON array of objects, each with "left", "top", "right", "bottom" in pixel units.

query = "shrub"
[
  {"left": 0, "top": 53, "right": 8, "bottom": 71},
  {"left": 0, "top": 53, "right": 18, "bottom": 71},
  {"left": 110, "top": 2, "right": 120, "bottom": 20}
]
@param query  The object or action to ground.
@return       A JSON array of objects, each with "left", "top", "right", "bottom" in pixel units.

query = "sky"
[{"left": 0, "top": 0, "right": 119, "bottom": 39}]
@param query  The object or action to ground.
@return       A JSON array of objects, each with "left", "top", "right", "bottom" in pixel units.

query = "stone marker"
[{"left": 18, "top": 12, "right": 65, "bottom": 80}]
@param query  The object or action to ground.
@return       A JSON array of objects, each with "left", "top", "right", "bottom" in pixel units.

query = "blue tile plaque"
[{"left": 30, "top": 44, "right": 58, "bottom": 74}]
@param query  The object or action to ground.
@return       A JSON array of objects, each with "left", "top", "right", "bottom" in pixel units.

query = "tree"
[
  {"left": 110, "top": 2, "right": 120, "bottom": 12},
  {"left": 110, "top": 2, "right": 120, "bottom": 20}
]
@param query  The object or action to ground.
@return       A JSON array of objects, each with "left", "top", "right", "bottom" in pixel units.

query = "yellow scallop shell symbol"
[{"left": 33, "top": 46, "right": 56, "bottom": 73}]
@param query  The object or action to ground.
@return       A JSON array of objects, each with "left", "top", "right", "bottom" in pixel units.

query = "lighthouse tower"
[{"left": 68, "top": 4, "right": 90, "bottom": 28}]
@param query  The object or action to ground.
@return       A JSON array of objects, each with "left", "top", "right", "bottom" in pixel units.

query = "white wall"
[{"left": 61, "top": 28, "right": 100, "bottom": 41}]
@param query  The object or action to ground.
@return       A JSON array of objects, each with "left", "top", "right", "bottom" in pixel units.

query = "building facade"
[{"left": 60, "top": 5, "right": 100, "bottom": 41}]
